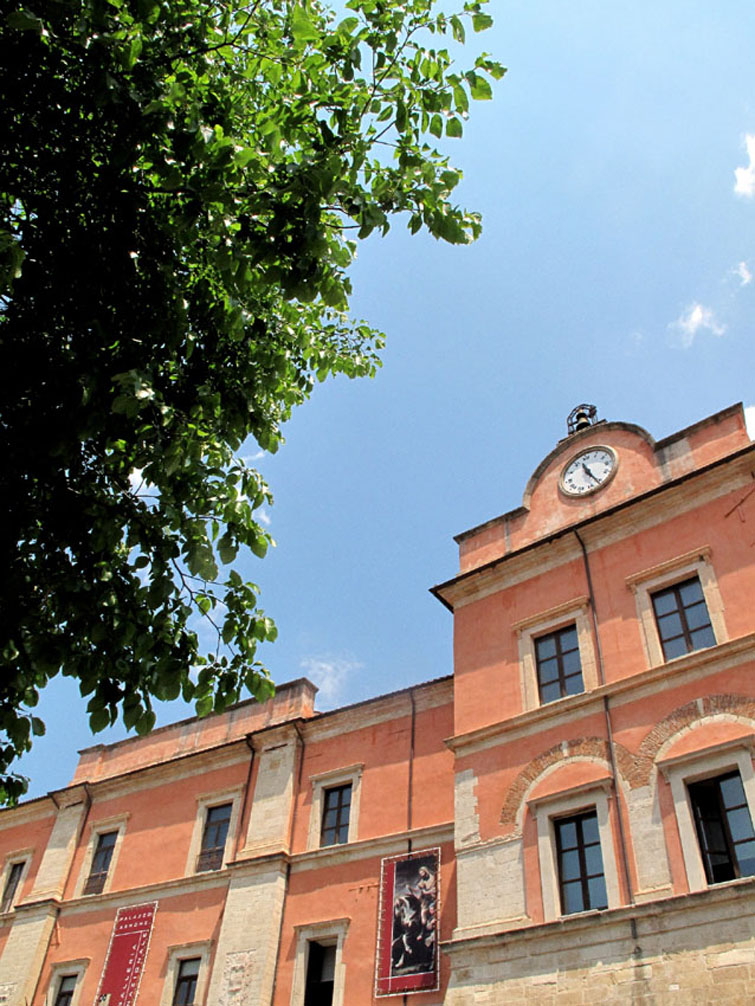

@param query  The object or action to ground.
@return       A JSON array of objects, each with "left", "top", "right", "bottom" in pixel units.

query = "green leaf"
[
  {"left": 472, "top": 12, "right": 494, "bottom": 31},
  {"left": 446, "top": 117, "right": 463, "bottom": 138},
  {"left": 291, "top": 5, "right": 319, "bottom": 43},
  {"left": 429, "top": 114, "right": 443, "bottom": 139},
  {"left": 6, "top": 9, "right": 44, "bottom": 33}
]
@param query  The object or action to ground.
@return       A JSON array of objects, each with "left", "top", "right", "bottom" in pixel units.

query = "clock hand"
[{"left": 581, "top": 462, "right": 599, "bottom": 483}]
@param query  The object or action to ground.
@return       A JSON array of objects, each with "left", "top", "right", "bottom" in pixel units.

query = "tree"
[{"left": 0, "top": 0, "right": 503, "bottom": 802}]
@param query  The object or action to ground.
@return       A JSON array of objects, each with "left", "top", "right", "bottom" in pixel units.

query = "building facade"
[{"left": 1, "top": 404, "right": 755, "bottom": 1005}]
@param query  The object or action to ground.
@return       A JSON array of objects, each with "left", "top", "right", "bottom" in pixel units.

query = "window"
[
  {"left": 83, "top": 831, "right": 117, "bottom": 895},
  {"left": 530, "top": 779, "right": 620, "bottom": 921},
  {"left": 651, "top": 576, "right": 715, "bottom": 661},
  {"left": 172, "top": 958, "right": 200, "bottom": 1006},
  {"left": 0, "top": 860, "right": 25, "bottom": 913},
  {"left": 555, "top": 810, "right": 608, "bottom": 914},
  {"left": 304, "top": 941, "right": 336, "bottom": 1006},
  {"left": 688, "top": 771, "right": 755, "bottom": 885},
  {"left": 196, "top": 803, "right": 232, "bottom": 872},
  {"left": 160, "top": 943, "right": 211, "bottom": 1006},
  {"left": 660, "top": 737, "right": 755, "bottom": 892},
  {"left": 627, "top": 547, "right": 726, "bottom": 668},
  {"left": 513, "top": 598, "right": 598, "bottom": 712},
  {"left": 307, "top": 765, "right": 363, "bottom": 851},
  {"left": 291, "top": 920, "right": 349, "bottom": 1006},
  {"left": 320, "top": 786, "right": 351, "bottom": 848},
  {"left": 535, "top": 624, "right": 584, "bottom": 704},
  {"left": 54, "top": 975, "right": 77, "bottom": 1006}
]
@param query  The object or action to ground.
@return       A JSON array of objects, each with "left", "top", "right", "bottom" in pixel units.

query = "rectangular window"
[
  {"left": 651, "top": 576, "right": 715, "bottom": 661},
  {"left": 172, "top": 958, "right": 200, "bottom": 1006},
  {"left": 555, "top": 810, "right": 608, "bottom": 914},
  {"left": 304, "top": 941, "right": 336, "bottom": 1006},
  {"left": 0, "top": 861, "right": 24, "bottom": 913},
  {"left": 535, "top": 624, "right": 584, "bottom": 704},
  {"left": 196, "top": 803, "right": 232, "bottom": 872},
  {"left": 320, "top": 785, "right": 352, "bottom": 847},
  {"left": 83, "top": 831, "right": 118, "bottom": 895},
  {"left": 688, "top": 771, "right": 755, "bottom": 884},
  {"left": 54, "top": 975, "right": 77, "bottom": 1006}
]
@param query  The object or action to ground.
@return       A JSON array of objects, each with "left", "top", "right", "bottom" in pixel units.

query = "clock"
[{"left": 559, "top": 446, "right": 618, "bottom": 497}]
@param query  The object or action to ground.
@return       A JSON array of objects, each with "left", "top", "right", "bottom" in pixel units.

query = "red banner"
[
  {"left": 94, "top": 902, "right": 157, "bottom": 1006},
  {"left": 375, "top": 848, "right": 440, "bottom": 997}
]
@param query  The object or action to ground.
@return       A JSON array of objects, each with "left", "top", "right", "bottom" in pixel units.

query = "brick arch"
[
  {"left": 636, "top": 694, "right": 755, "bottom": 780},
  {"left": 499, "top": 737, "right": 638, "bottom": 829}
]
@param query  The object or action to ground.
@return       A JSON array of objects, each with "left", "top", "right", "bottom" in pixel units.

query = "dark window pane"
[
  {"left": 689, "top": 626, "right": 715, "bottom": 649},
  {"left": 581, "top": 813, "right": 600, "bottom": 845},
  {"left": 536, "top": 624, "right": 584, "bottom": 704},
  {"left": 564, "top": 672, "right": 585, "bottom": 696},
  {"left": 719, "top": 774, "right": 747, "bottom": 808},
  {"left": 173, "top": 957, "right": 200, "bottom": 1006},
  {"left": 320, "top": 785, "right": 352, "bottom": 847},
  {"left": 562, "top": 881, "right": 584, "bottom": 915},
  {"left": 652, "top": 577, "right": 715, "bottom": 661},
  {"left": 588, "top": 875, "right": 608, "bottom": 909},
  {"left": 197, "top": 803, "right": 232, "bottom": 872},
  {"left": 1, "top": 862, "right": 24, "bottom": 913},
  {"left": 560, "top": 850, "right": 581, "bottom": 881},
  {"left": 678, "top": 579, "right": 704, "bottom": 605},
  {"left": 559, "top": 627, "right": 579, "bottom": 651},
  {"left": 689, "top": 771, "right": 755, "bottom": 884},
  {"left": 558, "top": 821, "right": 577, "bottom": 849},
  {"left": 538, "top": 658, "right": 560, "bottom": 684},
  {"left": 535, "top": 635, "right": 557, "bottom": 660},
  {"left": 583, "top": 843, "right": 604, "bottom": 877},
  {"left": 656, "top": 611, "right": 683, "bottom": 640},
  {"left": 662, "top": 636, "right": 689, "bottom": 661}
]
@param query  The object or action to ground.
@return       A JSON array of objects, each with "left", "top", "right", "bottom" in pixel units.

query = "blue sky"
[{"left": 19, "top": 0, "right": 755, "bottom": 798}]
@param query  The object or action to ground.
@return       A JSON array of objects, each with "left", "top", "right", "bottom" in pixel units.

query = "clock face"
[{"left": 559, "top": 447, "right": 618, "bottom": 497}]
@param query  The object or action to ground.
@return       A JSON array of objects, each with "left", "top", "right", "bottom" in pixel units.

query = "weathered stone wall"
[{"left": 445, "top": 883, "right": 755, "bottom": 1005}]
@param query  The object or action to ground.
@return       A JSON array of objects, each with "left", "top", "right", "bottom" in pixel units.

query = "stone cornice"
[
  {"left": 433, "top": 443, "right": 755, "bottom": 611},
  {"left": 448, "top": 632, "right": 755, "bottom": 757},
  {"left": 444, "top": 873, "right": 755, "bottom": 953}
]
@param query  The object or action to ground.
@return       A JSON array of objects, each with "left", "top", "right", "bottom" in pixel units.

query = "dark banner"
[
  {"left": 94, "top": 901, "right": 158, "bottom": 1005},
  {"left": 375, "top": 848, "right": 440, "bottom": 997}
]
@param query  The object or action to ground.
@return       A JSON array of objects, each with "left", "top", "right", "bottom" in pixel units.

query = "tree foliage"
[{"left": 0, "top": 0, "right": 503, "bottom": 801}]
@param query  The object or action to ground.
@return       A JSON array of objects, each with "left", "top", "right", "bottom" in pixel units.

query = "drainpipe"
[
  {"left": 574, "top": 530, "right": 635, "bottom": 909},
  {"left": 233, "top": 738, "right": 256, "bottom": 860},
  {"left": 407, "top": 689, "right": 416, "bottom": 855}
]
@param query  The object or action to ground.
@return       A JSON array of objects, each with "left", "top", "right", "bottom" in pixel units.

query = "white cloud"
[
  {"left": 735, "top": 260, "right": 752, "bottom": 286},
  {"left": 669, "top": 302, "right": 726, "bottom": 348},
  {"left": 734, "top": 134, "right": 755, "bottom": 197},
  {"left": 745, "top": 405, "right": 755, "bottom": 442},
  {"left": 240, "top": 450, "right": 265, "bottom": 464},
  {"left": 300, "top": 655, "right": 363, "bottom": 708},
  {"left": 257, "top": 508, "right": 272, "bottom": 527}
]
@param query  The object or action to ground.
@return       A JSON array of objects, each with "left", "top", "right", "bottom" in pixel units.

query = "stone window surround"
[
  {"left": 658, "top": 736, "right": 755, "bottom": 893},
  {"left": 290, "top": 917, "right": 350, "bottom": 1006},
  {"left": 185, "top": 786, "right": 244, "bottom": 876},
  {"left": 514, "top": 596, "right": 598, "bottom": 712},
  {"left": 307, "top": 765, "right": 363, "bottom": 851},
  {"left": 626, "top": 546, "right": 727, "bottom": 668},
  {"left": 45, "top": 959, "right": 89, "bottom": 1006},
  {"left": 0, "top": 847, "right": 33, "bottom": 913},
  {"left": 74, "top": 815, "right": 129, "bottom": 898},
  {"left": 528, "top": 779, "right": 620, "bottom": 922},
  {"left": 158, "top": 940, "right": 213, "bottom": 1006}
]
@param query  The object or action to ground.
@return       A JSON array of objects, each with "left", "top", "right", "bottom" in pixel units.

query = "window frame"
[
  {"left": 185, "top": 787, "right": 243, "bottom": 876},
  {"left": 319, "top": 784, "right": 352, "bottom": 848},
  {"left": 534, "top": 623, "right": 584, "bottom": 705},
  {"left": 290, "top": 919, "right": 350, "bottom": 1006},
  {"left": 659, "top": 738, "right": 755, "bottom": 892},
  {"left": 83, "top": 829, "right": 119, "bottom": 895},
  {"left": 159, "top": 943, "right": 212, "bottom": 1006},
  {"left": 554, "top": 809, "right": 608, "bottom": 915},
  {"left": 45, "top": 960, "right": 89, "bottom": 1006},
  {"left": 196, "top": 802, "right": 233, "bottom": 872},
  {"left": 627, "top": 547, "right": 726, "bottom": 668},
  {"left": 514, "top": 597, "right": 598, "bottom": 712},
  {"left": 307, "top": 766, "right": 363, "bottom": 852},
  {"left": 0, "top": 849, "right": 31, "bottom": 914},
  {"left": 529, "top": 780, "right": 620, "bottom": 921},
  {"left": 75, "top": 816, "right": 128, "bottom": 898}
]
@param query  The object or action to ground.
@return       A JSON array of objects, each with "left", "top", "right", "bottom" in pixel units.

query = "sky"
[{"left": 18, "top": 0, "right": 755, "bottom": 798}]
